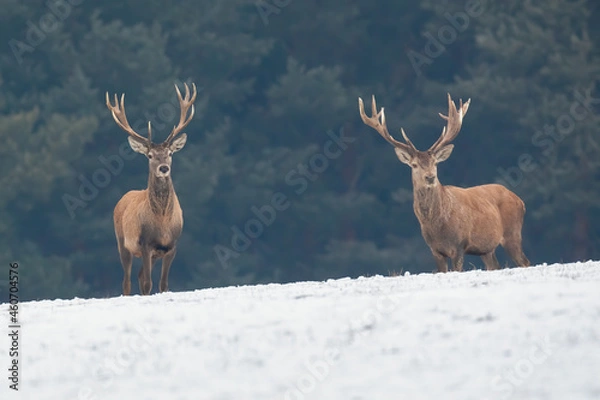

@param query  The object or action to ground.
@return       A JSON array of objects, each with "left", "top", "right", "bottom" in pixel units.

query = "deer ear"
[
  {"left": 169, "top": 133, "right": 188, "bottom": 153},
  {"left": 128, "top": 137, "right": 149, "bottom": 155},
  {"left": 434, "top": 144, "right": 454, "bottom": 163},
  {"left": 394, "top": 147, "right": 412, "bottom": 165}
]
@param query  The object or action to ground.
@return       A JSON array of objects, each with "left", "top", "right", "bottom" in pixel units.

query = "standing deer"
[
  {"left": 106, "top": 83, "right": 197, "bottom": 295},
  {"left": 358, "top": 93, "right": 530, "bottom": 272}
]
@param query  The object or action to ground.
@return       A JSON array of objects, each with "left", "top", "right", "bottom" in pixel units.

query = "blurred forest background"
[{"left": 1, "top": 0, "right": 599, "bottom": 300}]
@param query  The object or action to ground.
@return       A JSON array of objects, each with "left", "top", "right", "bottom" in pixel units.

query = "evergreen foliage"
[{"left": 0, "top": 0, "right": 597, "bottom": 300}]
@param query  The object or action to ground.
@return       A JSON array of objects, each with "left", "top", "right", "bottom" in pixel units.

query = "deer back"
[{"left": 425, "top": 184, "right": 523, "bottom": 252}]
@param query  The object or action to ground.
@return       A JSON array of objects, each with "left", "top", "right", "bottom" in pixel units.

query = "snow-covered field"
[{"left": 2, "top": 261, "right": 600, "bottom": 400}]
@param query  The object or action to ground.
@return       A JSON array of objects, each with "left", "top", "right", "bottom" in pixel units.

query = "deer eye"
[
  {"left": 148, "top": 153, "right": 153, "bottom": 159},
  {"left": 411, "top": 163, "right": 418, "bottom": 168}
]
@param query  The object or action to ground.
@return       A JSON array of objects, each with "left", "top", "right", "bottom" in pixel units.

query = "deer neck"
[
  {"left": 147, "top": 174, "right": 176, "bottom": 216},
  {"left": 412, "top": 182, "right": 448, "bottom": 224}
]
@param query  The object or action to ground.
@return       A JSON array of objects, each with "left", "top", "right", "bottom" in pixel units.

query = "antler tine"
[
  {"left": 358, "top": 95, "right": 415, "bottom": 151},
  {"left": 105, "top": 92, "right": 149, "bottom": 143},
  {"left": 429, "top": 92, "right": 471, "bottom": 152},
  {"left": 164, "top": 82, "right": 197, "bottom": 144},
  {"left": 400, "top": 128, "right": 417, "bottom": 150},
  {"left": 371, "top": 94, "right": 378, "bottom": 119}
]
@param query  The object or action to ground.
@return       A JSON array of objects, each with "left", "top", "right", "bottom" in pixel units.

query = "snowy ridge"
[{"left": 2, "top": 261, "right": 600, "bottom": 400}]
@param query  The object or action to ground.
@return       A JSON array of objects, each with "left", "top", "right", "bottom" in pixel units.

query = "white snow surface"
[{"left": 2, "top": 261, "right": 600, "bottom": 400}]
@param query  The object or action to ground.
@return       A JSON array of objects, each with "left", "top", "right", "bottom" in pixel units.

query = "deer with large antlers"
[
  {"left": 358, "top": 93, "right": 530, "bottom": 272},
  {"left": 106, "top": 83, "right": 197, "bottom": 295}
]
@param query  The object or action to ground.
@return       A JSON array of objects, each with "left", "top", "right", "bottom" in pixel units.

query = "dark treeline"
[{"left": 1, "top": 0, "right": 599, "bottom": 300}]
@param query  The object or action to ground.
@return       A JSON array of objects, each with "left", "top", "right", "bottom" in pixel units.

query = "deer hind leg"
[
  {"left": 503, "top": 236, "right": 530, "bottom": 267},
  {"left": 118, "top": 241, "right": 133, "bottom": 296},
  {"left": 481, "top": 251, "right": 500, "bottom": 271},
  {"left": 159, "top": 247, "right": 177, "bottom": 293}
]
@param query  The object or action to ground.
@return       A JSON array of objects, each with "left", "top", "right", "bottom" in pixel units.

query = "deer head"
[
  {"left": 106, "top": 83, "right": 198, "bottom": 179},
  {"left": 358, "top": 93, "right": 470, "bottom": 189}
]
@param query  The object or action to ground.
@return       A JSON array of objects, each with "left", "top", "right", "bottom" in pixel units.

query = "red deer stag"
[
  {"left": 106, "top": 83, "right": 197, "bottom": 295},
  {"left": 358, "top": 93, "right": 530, "bottom": 272}
]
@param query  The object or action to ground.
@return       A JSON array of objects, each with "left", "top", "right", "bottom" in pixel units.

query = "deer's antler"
[
  {"left": 428, "top": 93, "right": 470, "bottom": 152},
  {"left": 164, "top": 82, "right": 197, "bottom": 144},
  {"left": 358, "top": 95, "right": 416, "bottom": 153},
  {"left": 106, "top": 92, "right": 150, "bottom": 144}
]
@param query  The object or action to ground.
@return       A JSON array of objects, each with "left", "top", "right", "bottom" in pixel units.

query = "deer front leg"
[
  {"left": 481, "top": 251, "right": 500, "bottom": 270},
  {"left": 450, "top": 249, "right": 464, "bottom": 272},
  {"left": 138, "top": 249, "right": 153, "bottom": 295},
  {"left": 159, "top": 247, "right": 176, "bottom": 293},
  {"left": 432, "top": 251, "right": 448, "bottom": 273}
]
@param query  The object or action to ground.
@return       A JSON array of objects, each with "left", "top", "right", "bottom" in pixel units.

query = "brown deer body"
[
  {"left": 358, "top": 94, "right": 530, "bottom": 272},
  {"left": 106, "top": 83, "right": 197, "bottom": 295}
]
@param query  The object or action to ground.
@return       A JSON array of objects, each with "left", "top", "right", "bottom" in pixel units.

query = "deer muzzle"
[{"left": 156, "top": 164, "right": 170, "bottom": 177}]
